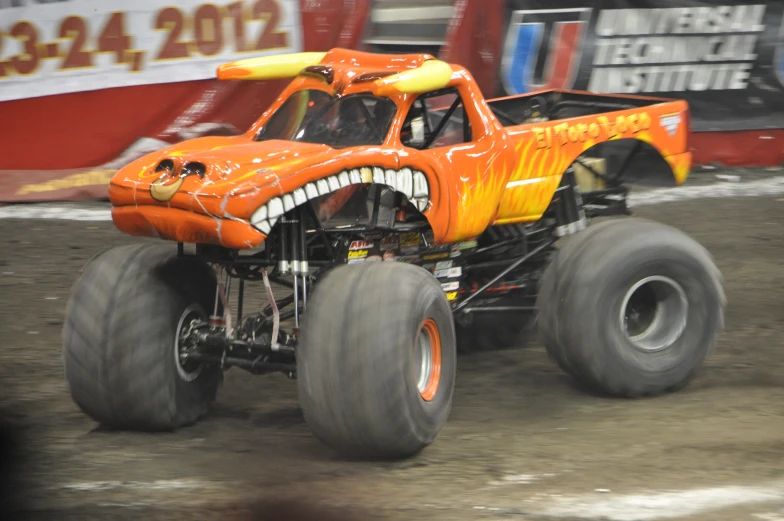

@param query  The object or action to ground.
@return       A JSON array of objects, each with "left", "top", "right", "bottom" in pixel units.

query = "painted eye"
[
  {"left": 182, "top": 162, "right": 206, "bottom": 178},
  {"left": 155, "top": 159, "right": 174, "bottom": 173}
]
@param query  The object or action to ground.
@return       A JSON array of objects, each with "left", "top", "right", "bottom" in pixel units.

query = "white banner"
[{"left": 0, "top": 0, "right": 303, "bottom": 102}]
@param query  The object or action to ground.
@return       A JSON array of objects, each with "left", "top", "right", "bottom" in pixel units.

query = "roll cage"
[{"left": 253, "top": 83, "right": 474, "bottom": 152}]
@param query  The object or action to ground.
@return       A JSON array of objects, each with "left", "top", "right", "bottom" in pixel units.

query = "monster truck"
[{"left": 62, "top": 49, "right": 725, "bottom": 460}]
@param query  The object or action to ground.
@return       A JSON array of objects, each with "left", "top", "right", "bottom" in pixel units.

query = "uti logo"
[{"left": 501, "top": 8, "right": 592, "bottom": 95}]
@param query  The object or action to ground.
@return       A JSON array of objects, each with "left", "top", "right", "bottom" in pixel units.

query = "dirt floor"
[{"left": 1, "top": 178, "right": 783, "bottom": 521}]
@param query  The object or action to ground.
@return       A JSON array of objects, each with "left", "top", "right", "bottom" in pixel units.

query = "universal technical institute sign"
[
  {"left": 501, "top": 1, "right": 784, "bottom": 132},
  {"left": 587, "top": 5, "right": 767, "bottom": 93}
]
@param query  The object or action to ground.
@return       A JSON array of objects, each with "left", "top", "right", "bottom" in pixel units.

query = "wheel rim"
[
  {"left": 620, "top": 276, "right": 689, "bottom": 353},
  {"left": 175, "top": 305, "right": 205, "bottom": 382},
  {"left": 416, "top": 318, "right": 442, "bottom": 401}
]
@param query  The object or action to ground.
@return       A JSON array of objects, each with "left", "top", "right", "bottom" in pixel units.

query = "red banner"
[{"left": 0, "top": 0, "right": 369, "bottom": 202}]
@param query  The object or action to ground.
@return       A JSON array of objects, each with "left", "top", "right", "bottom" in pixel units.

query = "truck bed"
[{"left": 486, "top": 90, "right": 672, "bottom": 127}]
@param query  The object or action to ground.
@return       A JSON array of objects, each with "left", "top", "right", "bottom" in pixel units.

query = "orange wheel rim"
[{"left": 416, "top": 318, "right": 442, "bottom": 401}]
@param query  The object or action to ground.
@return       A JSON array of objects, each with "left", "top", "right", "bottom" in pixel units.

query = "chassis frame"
[{"left": 175, "top": 143, "right": 639, "bottom": 379}]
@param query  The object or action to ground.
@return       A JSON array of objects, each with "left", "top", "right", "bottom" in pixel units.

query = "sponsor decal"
[
  {"left": 445, "top": 291, "right": 458, "bottom": 301},
  {"left": 435, "top": 260, "right": 453, "bottom": 270},
  {"left": 425, "top": 243, "right": 450, "bottom": 253},
  {"left": 422, "top": 252, "right": 449, "bottom": 261},
  {"left": 531, "top": 112, "right": 652, "bottom": 150},
  {"left": 588, "top": 5, "right": 767, "bottom": 94},
  {"left": 502, "top": 7, "right": 592, "bottom": 95},
  {"left": 383, "top": 250, "right": 396, "bottom": 262},
  {"left": 348, "top": 259, "right": 365, "bottom": 264},
  {"left": 347, "top": 249, "right": 368, "bottom": 260},
  {"left": 380, "top": 234, "right": 399, "bottom": 250},
  {"left": 659, "top": 113, "right": 682, "bottom": 136},
  {"left": 0, "top": 0, "right": 304, "bottom": 103},
  {"left": 399, "top": 232, "right": 420, "bottom": 254},
  {"left": 349, "top": 240, "right": 373, "bottom": 250},
  {"left": 396, "top": 254, "right": 420, "bottom": 263},
  {"left": 441, "top": 281, "right": 459, "bottom": 292},
  {"left": 434, "top": 266, "right": 462, "bottom": 279}
]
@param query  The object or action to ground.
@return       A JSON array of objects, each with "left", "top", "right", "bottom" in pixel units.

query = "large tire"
[
  {"left": 62, "top": 244, "right": 222, "bottom": 430},
  {"left": 297, "top": 262, "right": 457, "bottom": 460},
  {"left": 536, "top": 217, "right": 726, "bottom": 397},
  {"left": 537, "top": 219, "right": 631, "bottom": 375}
]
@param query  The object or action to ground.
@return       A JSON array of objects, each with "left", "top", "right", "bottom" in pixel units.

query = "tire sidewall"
[
  {"left": 166, "top": 296, "right": 220, "bottom": 413},
  {"left": 401, "top": 285, "right": 456, "bottom": 442},
  {"left": 568, "top": 245, "right": 721, "bottom": 390},
  {"left": 62, "top": 244, "right": 222, "bottom": 430},
  {"left": 154, "top": 263, "right": 222, "bottom": 415},
  {"left": 296, "top": 262, "right": 458, "bottom": 458}
]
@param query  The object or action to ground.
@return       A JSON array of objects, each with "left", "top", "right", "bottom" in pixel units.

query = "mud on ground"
[{"left": 0, "top": 189, "right": 782, "bottom": 521}]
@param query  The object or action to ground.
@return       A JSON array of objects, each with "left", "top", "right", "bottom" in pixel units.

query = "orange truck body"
[{"left": 108, "top": 48, "right": 691, "bottom": 250}]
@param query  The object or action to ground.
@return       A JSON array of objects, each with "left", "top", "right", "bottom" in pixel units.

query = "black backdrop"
[{"left": 500, "top": 0, "right": 784, "bottom": 131}]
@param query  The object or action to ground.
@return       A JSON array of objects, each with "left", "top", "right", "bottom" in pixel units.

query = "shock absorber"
[
  {"left": 299, "top": 207, "right": 308, "bottom": 310},
  {"left": 290, "top": 211, "right": 300, "bottom": 328},
  {"left": 278, "top": 220, "right": 290, "bottom": 275},
  {"left": 554, "top": 167, "right": 588, "bottom": 237}
]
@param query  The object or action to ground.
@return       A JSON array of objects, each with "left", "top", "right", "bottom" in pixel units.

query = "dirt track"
[{"left": 1, "top": 175, "right": 783, "bottom": 521}]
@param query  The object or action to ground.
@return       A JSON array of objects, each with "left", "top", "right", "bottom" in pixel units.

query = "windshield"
[{"left": 255, "top": 89, "right": 397, "bottom": 148}]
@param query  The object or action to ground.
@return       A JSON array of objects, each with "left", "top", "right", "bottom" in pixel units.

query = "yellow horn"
[
  {"left": 374, "top": 60, "right": 454, "bottom": 95},
  {"left": 217, "top": 52, "right": 328, "bottom": 81}
]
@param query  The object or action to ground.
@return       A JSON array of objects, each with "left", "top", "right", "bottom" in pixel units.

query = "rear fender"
[{"left": 577, "top": 138, "right": 691, "bottom": 189}]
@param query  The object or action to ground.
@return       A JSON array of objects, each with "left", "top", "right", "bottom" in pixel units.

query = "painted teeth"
[
  {"left": 397, "top": 168, "right": 413, "bottom": 199},
  {"left": 267, "top": 197, "right": 284, "bottom": 219},
  {"left": 372, "top": 167, "right": 385, "bottom": 185},
  {"left": 282, "top": 194, "right": 295, "bottom": 212},
  {"left": 316, "top": 179, "right": 330, "bottom": 196},
  {"left": 293, "top": 188, "right": 307, "bottom": 206},
  {"left": 250, "top": 204, "right": 267, "bottom": 225},
  {"left": 413, "top": 171, "right": 428, "bottom": 198},
  {"left": 257, "top": 220, "right": 272, "bottom": 234},
  {"left": 338, "top": 171, "right": 350, "bottom": 188},
  {"left": 249, "top": 167, "right": 431, "bottom": 235},
  {"left": 305, "top": 182, "right": 319, "bottom": 200},
  {"left": 385, "top": 169, "right": 397, "bottom": 191}
]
